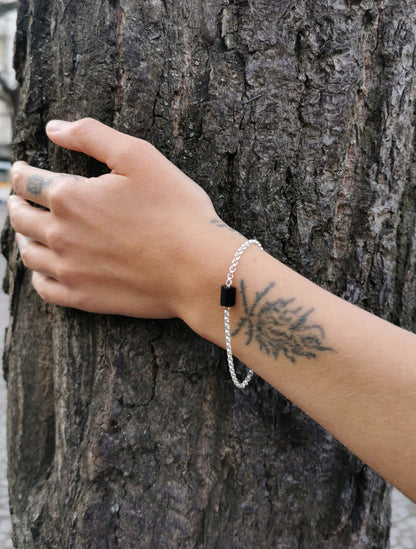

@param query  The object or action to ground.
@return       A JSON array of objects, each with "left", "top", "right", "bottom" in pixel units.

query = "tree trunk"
[{"left": 3, "top": 0, "right": 416, "bottom": 547}]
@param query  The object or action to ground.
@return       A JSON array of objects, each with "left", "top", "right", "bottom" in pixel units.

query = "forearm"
[{"left": 182, "top": 231, "right": 416, "bottom": 501}]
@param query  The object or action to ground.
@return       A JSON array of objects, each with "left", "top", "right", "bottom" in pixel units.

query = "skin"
[{"left": 8, "top": 118, "right": 416, "bottom": 502}]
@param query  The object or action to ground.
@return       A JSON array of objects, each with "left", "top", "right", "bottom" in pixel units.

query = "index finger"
[
  {"left": 10, "top": 161, "right": 84, "bottom": 208},
  {"left": 45, "top": 118, "right": 152, "bottom": 175}
]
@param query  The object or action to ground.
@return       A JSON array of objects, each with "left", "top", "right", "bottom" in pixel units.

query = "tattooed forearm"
[
  {"left": 233, "top": 280, "right": 334, "bottom": 362},
  {"left": 210, "top": 218, "right": 236, "bottom": 232},
  {"left": 27, "top": 173, "right": 83, "bottom": 195}
]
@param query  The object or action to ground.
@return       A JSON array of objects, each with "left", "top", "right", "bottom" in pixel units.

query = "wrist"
[{"left": 175, "top": 225, "right": 261, "bottom": 350}]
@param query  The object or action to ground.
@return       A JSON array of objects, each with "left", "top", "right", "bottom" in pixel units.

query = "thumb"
[{"left": 46, "top": 118, "right": 137, "bottom": 172}]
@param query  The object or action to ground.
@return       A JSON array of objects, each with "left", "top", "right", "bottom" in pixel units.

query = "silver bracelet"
[{"left": 220, "top": 239, "right": 263, "bottom": 389}]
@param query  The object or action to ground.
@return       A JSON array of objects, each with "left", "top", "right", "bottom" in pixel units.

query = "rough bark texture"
[{"left": 2, "top": 0, "right": 416, "bottom": 547}]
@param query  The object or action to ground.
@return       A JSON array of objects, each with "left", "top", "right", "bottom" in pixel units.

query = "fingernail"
[{"left": 46, "top": 120, "right": 72, "bottom": 133}]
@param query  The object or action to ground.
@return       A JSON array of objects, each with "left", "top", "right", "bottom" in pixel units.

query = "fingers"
[
  {"left": 46, "top": 118, "right": 147, "bottom": 174},
  {"left": 10, "top": 162, "right": 51, "bottom": 208},
  {"left": 12, "top": 119, "right": 153, "bottom": 207},
  {"left": 16, "top": 234, "right": 58, "bottom": 280},
  {"left": 10, "top": 161, "right": 85, "bottom": 209},
  {"left": 17, "top": 236, "right": 33, "bottom": 251},
  {"left": 31, "top": 272, "right": 73, "bottom": 309},
  {"left": 8, "top": 195, "right": 49, "bottom": 244},
  {"left": 15, "top": 234, "right": 82, "bottom": 310}
]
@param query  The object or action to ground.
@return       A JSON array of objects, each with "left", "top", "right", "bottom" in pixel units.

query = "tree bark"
[{"left": 3, "top": 0, "right": 416, "bottom": 547}]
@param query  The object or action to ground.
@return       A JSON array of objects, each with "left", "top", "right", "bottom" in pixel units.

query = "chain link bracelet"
[{"left": 221, "top": 239, "right": 263, "bottom": 389}]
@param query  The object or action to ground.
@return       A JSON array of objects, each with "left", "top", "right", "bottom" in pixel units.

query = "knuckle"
[
  {"left": 55, "top": 261, "right": 76, "bottom": 285},
  {"left": 71, "top": 291, "right": 91, "bottom": 312},
  {"left": 10, "top": 162, "right": 26, "bottom": 194},
  {"left": 54, "top": 264, "right": 68, "bottom": 284},
  {"left": 8, "top": 199, "right": 26, "bottom": 233},
  {"left": 46, "top": 224, "right": 68, "bottom": 253},
  {"left": 48, "top": 186, "right": 62, "bottom": 207},
  {"left": 47, "top": 184, "right": 65, "bottom": 210},
  {"left": 7, "top": 199, "right": 18, "bottom": 227},
  {"left": 113, "top": 137, "right": 155, "bottom": 171},
  {"left": 19, "top": 244, "right": 31, "bottom": 267},
  {"left": 31, "top": 274, "right": 53, "bottom": 304},
  {"left": 109, "top": 135, "right": 157, "bottom": 164},
  {"left": 135, "top": 138, "right": 155, "bottom": 158},
  {"left": 74, "top": 117, "right": 95, "bottom": 130},
  {"left": 19, "top": 239, "right": 33, "bottom": 262},
  {"left": 32, "top": 272, "right": 72, "bottom": 309},
  {"left": 70, "top": 117, "right": 96, "bottom": 144}
]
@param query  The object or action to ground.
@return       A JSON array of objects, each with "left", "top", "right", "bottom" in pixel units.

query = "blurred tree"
[
  {"left": 3, "top": 0, "right": 416, "bottom": 547},
  {"left": 0, "top": 3, "right": 18, "bottom": 145},
  {"left": 0, "top": 73, "right": 18, "bottom": 117}
]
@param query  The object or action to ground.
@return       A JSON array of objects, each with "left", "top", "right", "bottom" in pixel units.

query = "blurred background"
[
  {"left": 0, "top": 1, "right": 16, "bottom": 182},
  {"left": 0, "top": 4, "right": 16, "bottom": 549}
]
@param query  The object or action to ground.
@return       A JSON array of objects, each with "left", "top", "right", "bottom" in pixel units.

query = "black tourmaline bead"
[{"left": 221, "top": 285, "right": 236, "bottom": 307}]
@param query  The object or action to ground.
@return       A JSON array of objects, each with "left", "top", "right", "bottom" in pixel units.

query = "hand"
[{"left": 8, "top": 118, "right": 238, "bottom": 320}]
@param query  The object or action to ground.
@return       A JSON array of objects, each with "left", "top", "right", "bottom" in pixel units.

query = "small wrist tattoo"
[{"left": 210, "top": 218, "right": 237, "bottom": 232}]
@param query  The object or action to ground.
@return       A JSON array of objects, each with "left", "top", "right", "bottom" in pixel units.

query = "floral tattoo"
[{"left": 233, "top": 280, "right": 334, "bottom": 362}]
